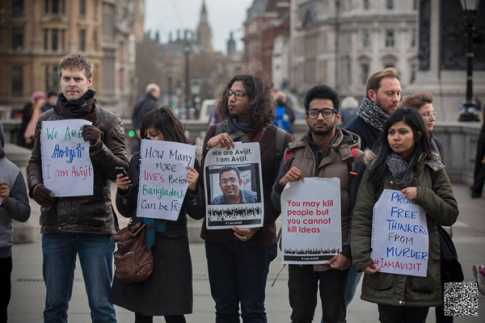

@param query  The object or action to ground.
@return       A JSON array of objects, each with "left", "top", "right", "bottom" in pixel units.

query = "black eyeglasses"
[
  {"left": 226, "top": 89, "right": 247, "bottom": 98},
  {"left": 307, "top": 108, "right": 337, "bottom": 119}
]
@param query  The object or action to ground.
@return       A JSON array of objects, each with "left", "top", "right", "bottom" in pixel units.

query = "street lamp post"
[
  {"left": 184, "top": 42, "right": 192, "bottom": 120},
  {"left": 458, "top": 0, "right": 481, "bottom": 122}
]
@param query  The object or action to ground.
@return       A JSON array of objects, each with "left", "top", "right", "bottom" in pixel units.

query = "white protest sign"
[
  {"left": 281, "top": 177, "right": 342, "bottom": 264},
  {"left": 204, "top": 142, "right": 264, "bottom": 229},
  {"left": 41, "top": 119, "right": 93, "bottom": 197},
  {"left": 371, "top": 189, "right": 429, "bottom": 277},
  {"left": 136, "top": 139, "right": 196, "bottom": 221}
]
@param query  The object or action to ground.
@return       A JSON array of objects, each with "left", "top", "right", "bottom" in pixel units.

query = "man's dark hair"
[
  {"left": 304, "top": 85, "right": 340, "bottom": 112},
  {"left": 141, "top": 106, "right": 187, "bottom": 143},
  {"left": 218, "top": 75, "right": 273, "bottom": 130},
  {"left": 58, "top": 54, "right": 93, "bottom": 79},
  {"left": 368, "top": 108, "right": 433, "bottom": 190},
  {"left": 219, "top": 167, "right": 241, "bottom": 181}
]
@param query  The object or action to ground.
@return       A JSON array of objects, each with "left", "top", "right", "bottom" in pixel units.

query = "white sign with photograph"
[{"left": 204, "top": 142, "right": 264, "bottom": 229}]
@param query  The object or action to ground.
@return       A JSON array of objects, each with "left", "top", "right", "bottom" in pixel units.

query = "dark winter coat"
[
  {"left": 110, "top": 152, "right": 204, "bottom": 315},
  {"left": 346, "top": 115, "right": 380, "bottom": 151},
  {"left": 351, "top": 155, "right": 458, "bottom": 307},
  {"left": 27, "top": 95, "right": 129, "bottom": 235},
  {"left": 132, "top": 93, "right": 159, "bottom": 130}
]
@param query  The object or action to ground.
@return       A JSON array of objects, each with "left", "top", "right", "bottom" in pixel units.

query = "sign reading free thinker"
[
  {"left": 41, "top": 119, "right": 93, "bottom": 197},
  {"left": 136, "top": 139, "right": 195, "bottom": 221},
  {"left": 371, "top": 189, "right": 429, "bottom": 277}
]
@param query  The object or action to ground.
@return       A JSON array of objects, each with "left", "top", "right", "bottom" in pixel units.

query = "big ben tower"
[{"left": 196, "top": 0, "right": 213, "bottom": 52}]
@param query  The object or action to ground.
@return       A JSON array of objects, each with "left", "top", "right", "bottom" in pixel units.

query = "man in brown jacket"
[
  {"left": 272, "top": 85, "right": 361, "bottom": 323},
  {"left": 27, "top": 54, "right": 128, "bottom": 323}
]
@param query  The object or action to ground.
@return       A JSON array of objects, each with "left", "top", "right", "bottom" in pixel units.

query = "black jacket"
[
  {"left": 345, "top": 115, "right": 381, "bottom": 151},
  {"left": 132, "top": 94, "right": 159, "bottom": 130},
  {"left": 27, "top": 98, "right": 129, "bottom": 235}
]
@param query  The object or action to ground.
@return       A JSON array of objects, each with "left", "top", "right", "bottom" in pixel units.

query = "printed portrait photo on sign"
[{"left": 205, "top": 164, "right": 261, "bottom": 206}]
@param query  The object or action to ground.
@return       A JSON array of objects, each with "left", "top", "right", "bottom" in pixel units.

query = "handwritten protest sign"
[
  {"left": 41, "top": 119, "right": 93, "bottom": 197},
  {"left": 204, "top": 142, "right": 264, "bottom": 229},
  {"left": 136, "top": 139, "right": 195, "bottom": 221},
  {"left": 281, "top": 178, "right": 342, "bottom": 264},
  {"left": 371, "top": 189, "right": 429, "bottom": 277}
]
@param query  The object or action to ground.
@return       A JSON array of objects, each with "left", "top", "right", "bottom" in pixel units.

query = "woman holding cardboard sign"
[
  {"left": 110, "top": 107, "right": 204, "bottom": 323},
  {"left": 351, "top": 108, "right": 458, "bottom": 323}
]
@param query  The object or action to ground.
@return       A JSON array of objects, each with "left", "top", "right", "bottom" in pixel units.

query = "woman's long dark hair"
[
  {"left": 217, "top": 74, "right": 273, "bottom": 130},
  {"left": 368, "top": 108, "right": 433, "bottom": 189},
  {"left": 140, "top": 106, "right": 187, "bottom": 143}
]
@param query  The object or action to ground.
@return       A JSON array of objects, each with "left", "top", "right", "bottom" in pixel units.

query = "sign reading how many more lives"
[
  {"left": 136, "top": 139, "right": 196, "bottom": 221},
  {"left": 41, "top": 119, "right": 93, "bottom": 197},
  {"left": 371, "top": 189, "right": 429, "bottom": 277},
  {"left": 281, "top": 178, "right": 342, "bottom": 264}
]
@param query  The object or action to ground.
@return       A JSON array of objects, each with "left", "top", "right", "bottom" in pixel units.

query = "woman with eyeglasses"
[
  {"left": 401, "top": 93, "right": 442, "bottom": 158},
  {"left": 351, "top": 108, "right": 458, "bottom": 323},
  {"left": 200, "top": 75, "right": 292, "bottom": 323}
]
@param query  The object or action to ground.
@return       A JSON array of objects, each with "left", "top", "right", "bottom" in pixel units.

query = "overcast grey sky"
[{"left": 144, "top": 0, "right": 253, "bottom": 53}]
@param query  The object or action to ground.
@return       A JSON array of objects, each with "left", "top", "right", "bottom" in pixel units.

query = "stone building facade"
[
  {"left": 0, "top": 0, "right": 144, "bottom": 116},
  {"left": 243, "top": 0, "right": 290, "bottom": 84},
  {"left": 289, "top": 0, "right": 418, "bottom": 98}
]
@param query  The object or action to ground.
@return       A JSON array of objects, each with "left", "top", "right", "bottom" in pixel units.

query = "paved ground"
[{"left": 7, "top": 184, "right": 485, "bottom": 322}]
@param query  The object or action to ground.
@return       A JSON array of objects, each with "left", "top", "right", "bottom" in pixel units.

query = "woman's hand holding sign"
[
  {"left": 279, "top": 166, "right": 303, "bottom": 186},
  {"left": 363, "top": 262, "right": 379, "bottom": 274},
  {"left": 400, "top": 187, "right": 417, "bottom": 201},
  {"left": 207, "top": 133, "right": 234, "bottom": 149},
  {"left": 233, "top": 227, "right": 257, "bottom": 241},
  {"left": 186, "top": 167, "right": 199, "bottom": 192}
]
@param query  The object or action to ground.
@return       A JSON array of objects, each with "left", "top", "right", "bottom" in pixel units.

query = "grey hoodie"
[{"left": 0, "top": 136, "right": 31, "bottom": 257}]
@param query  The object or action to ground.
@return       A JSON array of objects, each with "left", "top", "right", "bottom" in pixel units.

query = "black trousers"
[
  {"left": 471, "top": 164, "right": 485, "bottom": 196},
  {"left": 289, "top": 265, "right": 348, "bottom": 323},
  {"left": 0, "top": 257, "right": 12, "bottom": 323},
  {"left": 377, "top": 304, "right": 429, "bottom": 323},
  {"left": 134, "top": 312, "right": 186, "bottom": 323}
]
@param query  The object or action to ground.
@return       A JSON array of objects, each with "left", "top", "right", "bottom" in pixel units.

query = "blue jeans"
[
  {"left": 205, "top": 240, "right": 276, "bottom": 323},
  {"left": 42, "top": 233, "right": 117, "bottom": 323}
]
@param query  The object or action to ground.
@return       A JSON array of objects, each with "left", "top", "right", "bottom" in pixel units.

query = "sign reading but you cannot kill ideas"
[
  {"left": 371, "top": 189, "right": 429, "bottom": 277},
  {"left": 281, "top": 177, "right": 342, "bottom": 264},
  {"left": 136, "top": 139, "right": 195, "bottom": 221},
  {"left": 41, "top": 119, "right": 93, "bottom": 197}
]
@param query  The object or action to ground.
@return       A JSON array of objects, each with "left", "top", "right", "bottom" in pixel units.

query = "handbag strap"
[{"left": 112, "top": 205, "right": 120, "bottom": 232}]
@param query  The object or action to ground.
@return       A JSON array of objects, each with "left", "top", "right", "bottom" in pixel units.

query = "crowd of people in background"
[{"left": 1, "top": 52, "right": 485, "bottom": 323}]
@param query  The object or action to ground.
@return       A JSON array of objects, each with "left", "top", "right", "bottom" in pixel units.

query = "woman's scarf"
[
  {"left": 385, "top": 153, "right": 415, "bottom": 188},
  {"left": 358, "top": 97, "right": 389, "bottom": 132}
]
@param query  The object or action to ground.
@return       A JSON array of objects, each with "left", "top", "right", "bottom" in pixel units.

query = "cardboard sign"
[
  {"left": 136, "top": 139, "right": 195, "bottom": 221},
  {"left": 371, "top": 189, "right": 429, "bottom": 277},
  {"left": 41, "top": 119, "right": 93, "bottom": 197}
]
